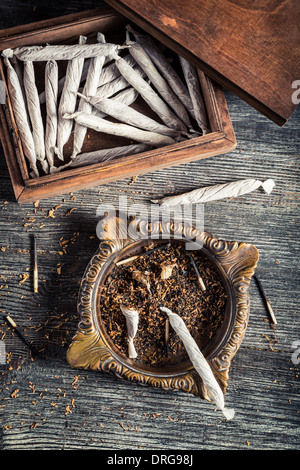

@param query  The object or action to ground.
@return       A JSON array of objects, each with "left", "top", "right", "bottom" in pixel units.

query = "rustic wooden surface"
[{"left": 0, "top": 1, "right": 299, "bottom": 452}]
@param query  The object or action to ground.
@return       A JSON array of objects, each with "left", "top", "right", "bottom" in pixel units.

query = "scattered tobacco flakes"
[{"left": 99, "top": 243, "right": 227, "bottom": 367}]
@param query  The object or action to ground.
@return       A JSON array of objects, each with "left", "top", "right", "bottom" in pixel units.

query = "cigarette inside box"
[{"left": 2, "top": 23, "right": 210, "bottom": 179}]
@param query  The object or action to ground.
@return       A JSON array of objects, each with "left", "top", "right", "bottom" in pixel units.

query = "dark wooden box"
[{"left": 0, "top": 7, "right": 236, "bottom": 204}]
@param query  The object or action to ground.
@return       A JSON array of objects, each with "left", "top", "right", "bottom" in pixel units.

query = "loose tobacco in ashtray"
[{"left": 99, "top": 243, "right": 227, "bottom": 368}]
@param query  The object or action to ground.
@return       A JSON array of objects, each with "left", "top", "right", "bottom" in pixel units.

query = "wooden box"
[{"left": 0, "top": 7, "right": 236, "bottom": 204}]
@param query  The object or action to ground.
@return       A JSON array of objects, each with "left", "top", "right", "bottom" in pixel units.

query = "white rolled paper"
[
  {"left": 64, "top": 112, "right": 176, "bottom": 148},
  {"left": 4, "top": 58, "right": 39, "bottom": 177},
  {"left": 3, "top": 43, "right": 126, "bottom": 61},
  {"left": 152, "top": 178, "right": 275, "bottom": 207},
  {"left": 78, "top": 94, "right": 180, "bottom": 137},
  {"left": 44, "top": 59, "right": 58, "bottom": 170},
  {"left": 23, "top": 60, "right": 48, "bottom": 173},
  {"left": 160, "top": 306, "right": 235, "bottom": 420},
  {"left": 120, "top": 305, "right": 139, "bottom": 359},
  {"left": 179, "top": 56, "right": 209, "bottom": 134},
  {"left": 71, "top": 33, "right": 107, "bottom": 159}
]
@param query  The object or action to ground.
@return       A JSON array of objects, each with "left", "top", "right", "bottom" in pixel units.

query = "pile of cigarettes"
[{"left": 2, "top": 24, "right": 209, "bottom": 177}]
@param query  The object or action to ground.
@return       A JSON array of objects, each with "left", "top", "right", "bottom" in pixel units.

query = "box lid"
[{"left": 105, "top": 0, "right": 300, "bottom": 126}]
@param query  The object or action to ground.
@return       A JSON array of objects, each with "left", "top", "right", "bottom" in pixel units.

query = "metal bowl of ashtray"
[{"left": 67, "top": 214, "right": 258, "bottom": 408}]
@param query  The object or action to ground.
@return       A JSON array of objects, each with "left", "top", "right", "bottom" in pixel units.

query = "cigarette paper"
[
  {"left": 23, "top": 60, "right": 48, "bottom": 173},
  {"left": 3, "top": 58, "right": 39, "bottom": 177},
  {"left": 72, "top": 33, "right": 107, "bottom": 159},
  {"left": 179, "top": 56, "right": 209, "bottom": 134},
  {"left": 120, "top": 305, "right": 139, "bottom": 358},
  {"left": 51, "top": 143, "right": 149, "bottom": 172},
  {"left": 78, "top": 94, "right": 180, "bottom": 137},
  {"left": 126, "top": 25, "right": 195, "bottom": 117},
  {"left": 64, "top": 112, "right": 176, "bottom": 148},
  {"left": 113, "top": 53, "right": 187, "bottom": 133},
  {"left": 44, "top": 60, "right": 58, "bottom": 170},
  {"left": 126, "top": 37, "right": 192, "bottom": 130},
  {"left": 160, "top": 306, "right": 235, "bottom": 420},
  {"left": 4, "top": 43, "right": 126, "bottom": 61}
]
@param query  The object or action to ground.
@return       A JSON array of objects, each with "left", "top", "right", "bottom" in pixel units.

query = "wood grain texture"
[
  {"left": 106, "top": 0, "right": 300, "bottom": 125},
  {"left": 0, "top": 1, "right": 299, "bottom": 452}
]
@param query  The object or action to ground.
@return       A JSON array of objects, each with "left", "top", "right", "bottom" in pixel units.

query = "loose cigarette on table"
[
  {"left": 55, "top": 35, "right": 87, "bottom": 161},
  {"left": 179, "top": 56, "right": 209, "bottom": 134},
  {"left": 64, "top": 111, "right": 177, "bottom": 147},
  {"left": 51, "top": 143, "right": 150, "bottom": 173},
  {"left": 120, "top": 305, "right": 139, "bottom": 358},
  {"left": 71, "top": 33, "right": 107, "bottom": 159},
  {"left": 23, "top": 60, "right": 48, "bottom": 173},
  {"left": 78, "top": 93, "right": 181, "bottom": 137},
  {"left": 3, "top": 43, "right": 127, "bottom": 61},
  {"left": 152, "top": 178, "right": 276, "bottom": 206},
  {"left": 44, "top": 60, "right": 58, "bottom": 170},
  {"left": 113, "top": 52, "right": 187, "bottom": 133},
  {"left": 126, "top": 24, "right": 195, "bottom": 117},
  {"left": 126, "top": 36, "right": 192, "bottom": 130},
  {"left": 160, "top": 306, "right": 235, "bottom": 420},
  {"left": 3, "top": 57, "right": 39, "bottom": 177}
]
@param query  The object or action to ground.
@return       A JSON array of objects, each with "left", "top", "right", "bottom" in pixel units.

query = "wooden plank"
[{"left": 106, "top": 0, "right": 300, "bottom": 125}]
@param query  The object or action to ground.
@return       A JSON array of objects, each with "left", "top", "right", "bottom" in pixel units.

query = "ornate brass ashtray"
[{"left": 67, "top": 216, "right": 259, "bottom": 402}]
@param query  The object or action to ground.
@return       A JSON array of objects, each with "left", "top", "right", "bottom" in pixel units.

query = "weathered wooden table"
[{"left": 0, "top": 1, "right": 299, "bottom": 452}]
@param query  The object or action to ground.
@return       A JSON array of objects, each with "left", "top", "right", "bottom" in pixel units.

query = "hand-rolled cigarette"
[
  {"left": 44, "top": 60, "right": 58, "bottom": 171},
  {"left": 38, "top": 54, "right": 136, "bottom": 105},
  {"left": 94, "top": 62, "right": 146, "bottom": 100},
  {"left": 126, "top": 35, "right": 192, "bottom": 130},
  {"left": 3, "top": 43, "right": 126, "bottom": 61},
  {"left": 64, "top": 111, "right": 176, "bottom": 148},
  {"left": 126, "top": 25, "right": 195, "bottom": 118},
  {"left": 50, "top": 143, "right": 149, "bottom": 172},
  {"left": 23, "top": 61, "right": 48, "bottom": 173},
  {"left": 11, "top": 55, "right": 27, "bottom": 104},
  {"left": 3, "top": 58, "right": 39, "bottom": 177},
  {"left": 55, "top": 35, "right": 87, "bottom": 161},
  {"left": 160, "top": 261, "right": 177, "bottom": 280},
  {"left": 152, "top": 178, "right": 276, "bottom": 207},
  {"left": 97, "top": 53, "right": 136, "bottom": 88},
  {"left": 39, "top": 56, "right": 93, "bottom": 104},
  {"left": 108, "top": 86, "right": 140, "bottom": 107},
  {"left": 71, "top": 33, "right": 107, "bottom": 159},
  {"left": 113, "top": 52, "right": 187, "bottom": 133},
  {"left": 160, "top": 306, "right": 235, "bottom": 420},
  {"left": 120, "top": 305, "right": 139, "bottom": 359},
  {"left": 78, "top": 93, "right": 180, "bottom": 137},
  {"left": 132, "top": 270, "right": 151, "bottom": 294},
  {"left": 179, "top": 56, "right": 209, "bottom": 134}
]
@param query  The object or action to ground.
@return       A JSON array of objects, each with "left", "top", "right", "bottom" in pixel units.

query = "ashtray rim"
[
  {"left": 66, "top": 216, "right": 259, "bottom": 397},
  {"left": 92, "top": 238, "right": 236, "bottom": 377}
]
